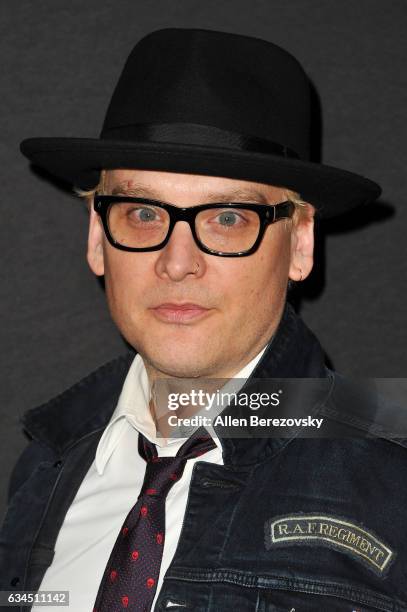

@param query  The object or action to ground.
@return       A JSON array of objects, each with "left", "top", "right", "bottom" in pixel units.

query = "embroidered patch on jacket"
[{"left": 264, "top": 514, "right": 395, "bottom": 576}]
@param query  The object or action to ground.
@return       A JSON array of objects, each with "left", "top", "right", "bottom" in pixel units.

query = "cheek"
[
  {"left": 217, "top": 251, "right": 289, "bottom": 319},
  {"left": 102, "top": 248, "right": 148, "bottom": 314},
  {"left": 228, "top": 234, "right": 290, "bottom": 298}
]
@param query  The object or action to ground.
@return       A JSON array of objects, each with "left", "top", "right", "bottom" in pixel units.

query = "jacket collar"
[
  {"left": 213, "top": 300, "right": 331, "bottom": 464},
  {"left": 20, "top": 301, "right": 330, "bottom": 462}
]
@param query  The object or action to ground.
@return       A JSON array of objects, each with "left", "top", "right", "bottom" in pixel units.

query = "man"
[{"left": 1, "top": 27, "right": 407, "bottom": 612}]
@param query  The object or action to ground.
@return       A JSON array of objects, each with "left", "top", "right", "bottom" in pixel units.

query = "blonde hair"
[{"left": 75, "top": 169, "right": 107, "bottom": 204}]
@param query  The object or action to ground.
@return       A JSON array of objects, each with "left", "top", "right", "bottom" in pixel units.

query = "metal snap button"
[{"left": 164, "top": 599, "right": 187, "bottom": 608}]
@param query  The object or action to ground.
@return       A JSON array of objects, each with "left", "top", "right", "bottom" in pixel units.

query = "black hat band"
[{"left": 101, "top": 122, "right": 300, "bottom": 159}]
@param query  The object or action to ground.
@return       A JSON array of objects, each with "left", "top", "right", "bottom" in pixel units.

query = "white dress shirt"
[{"left": 33, "top": 345, "right": 267, "bottom": 611}]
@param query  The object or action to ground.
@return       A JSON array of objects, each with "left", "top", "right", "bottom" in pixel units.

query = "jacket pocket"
[{"left": 257, "top": 578, "right": 404, "bottom": 612}]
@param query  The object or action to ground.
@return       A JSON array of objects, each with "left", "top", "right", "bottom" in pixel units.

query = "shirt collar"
[{"left": 95, "top": 343, "right": 269, "bottom": 475}]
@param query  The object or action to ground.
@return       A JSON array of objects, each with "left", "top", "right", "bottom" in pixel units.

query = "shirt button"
[{"left": 10, "top": 576, "right": 20, "bottom": 586}]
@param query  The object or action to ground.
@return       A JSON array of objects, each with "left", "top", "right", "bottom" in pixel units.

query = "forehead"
[{"left": 103, "top": 169, "right": 288, "bottom": 202}]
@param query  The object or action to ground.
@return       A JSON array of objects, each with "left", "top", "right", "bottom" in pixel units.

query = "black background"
[{"left": 1, "top": 1, "right": 406, "bottom": 520}]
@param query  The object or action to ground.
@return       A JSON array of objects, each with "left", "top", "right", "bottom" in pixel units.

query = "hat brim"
[{"left": 20, "top": 137, "right": 381, "bottom": 218}]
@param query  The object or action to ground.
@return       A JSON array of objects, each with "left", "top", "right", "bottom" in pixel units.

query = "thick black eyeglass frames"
[{"left": 94, "top": 195, "right": 295, "bottom": 257}]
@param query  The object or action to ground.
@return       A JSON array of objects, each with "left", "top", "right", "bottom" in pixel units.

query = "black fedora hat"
[{"left": 20, "top": 27, "right": 381, "bottom": 217}]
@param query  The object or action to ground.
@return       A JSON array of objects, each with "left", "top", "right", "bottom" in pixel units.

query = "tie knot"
[
  {"left": 137, "top": 427, "right": 216, "bottom": 497},
  {"left": 138, "top": 426, "right": 216, "bottom": 463}
]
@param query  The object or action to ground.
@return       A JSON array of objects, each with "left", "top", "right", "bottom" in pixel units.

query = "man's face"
[{"left": 87, "top": 169, "right": 314, "bottom": 381}]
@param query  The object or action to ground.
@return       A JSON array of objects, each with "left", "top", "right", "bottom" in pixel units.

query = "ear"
[
  {"left": 86, "top": 202, "right": 105, "bottom": 276},
  {"left": 288, "top": 204, "right": 315, "bottom": 281}
]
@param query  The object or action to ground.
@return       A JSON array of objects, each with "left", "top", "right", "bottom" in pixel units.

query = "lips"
[{"left": 150, "top": 302, "right": 211, "bottom": 323}]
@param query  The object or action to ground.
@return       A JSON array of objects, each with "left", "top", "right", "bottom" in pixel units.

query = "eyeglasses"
[{"left": 94, "top": 195, "right": 295, "bottom": 257}]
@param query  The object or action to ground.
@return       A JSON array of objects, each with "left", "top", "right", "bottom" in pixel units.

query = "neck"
[{"left": 145, "top": 335, "right": 274, "bottom": 440}]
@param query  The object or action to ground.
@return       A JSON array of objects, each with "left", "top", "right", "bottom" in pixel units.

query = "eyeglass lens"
[{"left": 107, "top": 201, "right": 261, "bottom": 253}]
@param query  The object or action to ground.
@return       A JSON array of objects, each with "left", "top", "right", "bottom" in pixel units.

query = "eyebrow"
[{"left": 109, "top": 182, "right": 270, "bottom": 203}]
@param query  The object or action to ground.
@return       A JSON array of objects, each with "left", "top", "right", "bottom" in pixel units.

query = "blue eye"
[
  {"left": 138, "top": 207, "right": 157, "bottom": 222},
  {"left": 217, "top": 211, "right": 239, "bottom": 226}
]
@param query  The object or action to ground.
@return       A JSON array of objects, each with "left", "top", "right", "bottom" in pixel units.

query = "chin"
[
  {"left": 122, "top": 314, "right": 226, "bottom": 376},
  {"left": 144, "top": 346, "right": 218, "bottom": 379}
]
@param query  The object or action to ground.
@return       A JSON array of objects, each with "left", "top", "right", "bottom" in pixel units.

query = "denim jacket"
[{"left": 1, "top": 302, "right": 407, "bottom": 611}]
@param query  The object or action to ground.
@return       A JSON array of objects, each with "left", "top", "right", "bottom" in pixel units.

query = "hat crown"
[
  {"left": 101, "top": 28, "right": 311, "bottom": 160},
  {"left": 20, "top": 27, "right": 381, "bottom": 216}
]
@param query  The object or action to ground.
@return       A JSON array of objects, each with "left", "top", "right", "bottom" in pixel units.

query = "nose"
[{"left": 154, "top": 221, "right": 206, "bottom": 281}]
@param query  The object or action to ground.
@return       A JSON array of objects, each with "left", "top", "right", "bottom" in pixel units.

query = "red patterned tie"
[{"left": 93, "top": 427, "right": 216, "bottom": 612}]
